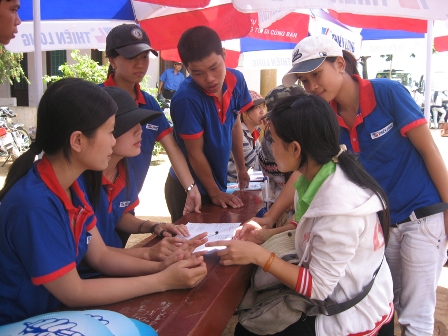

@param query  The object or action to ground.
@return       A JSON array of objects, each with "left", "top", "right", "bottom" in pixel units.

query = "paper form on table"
[{"left": 179, "top": 222, "right": 241, "bottom": 253}]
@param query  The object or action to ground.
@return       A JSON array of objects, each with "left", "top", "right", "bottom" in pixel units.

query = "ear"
[
  {"left": 108, "top": 58, "right": 116, "bottom": 69},
  {"left": 335, "top": 56, "right": 346, "bottom": 73},
  {"left": 290, "top": 141, "right": 301, "bottom": 159},
  {"left": 70, "top": 131, "right": 84, "bottom": 154},
  {"left": 222, "top": 48, "right": 227, "bottom": 61}
]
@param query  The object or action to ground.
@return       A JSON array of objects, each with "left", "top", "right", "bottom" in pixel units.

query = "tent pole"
[
  {"left": 33, "top": 0, "right": 43, "bottom": 104},
  {"left": 424, "top": 20, "right": 433, "bottom": 123}
]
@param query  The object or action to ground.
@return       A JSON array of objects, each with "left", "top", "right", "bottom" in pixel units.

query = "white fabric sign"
[
  {"left": 232, "top": 0, "right": 448, "bottom": 21},
  {"left": 6, "top": 20, "right": 134, "bottom": 53},
  {"left": 242, "top": 50, "right": 293, "bottom": 69},
  {"left": 361, "top": 38, "right": 427, "bottom": 56}
]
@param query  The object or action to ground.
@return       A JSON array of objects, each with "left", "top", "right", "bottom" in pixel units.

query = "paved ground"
[{"left": 1, "top": 129, "right": 448, "bottom": 335}]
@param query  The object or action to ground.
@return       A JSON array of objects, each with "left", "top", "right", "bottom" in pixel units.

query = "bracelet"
[
  {"left": 138, "top": 220, "right": 150, "bottom": 234},
  {"left": 263, "top": 252, "right": 276, "bottom": 272},
  {"left": 149, "top": 222, "right": 165, "bottom": 233},
  {"left": 185, "top": 181, "right": 196, "bottom": 193}
]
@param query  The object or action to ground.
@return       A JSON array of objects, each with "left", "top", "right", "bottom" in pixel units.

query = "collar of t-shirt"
[
  {"left": 37, "top": 155, "right": 95, "bottom": 254},
  {"left": 294, "top": 161, "right": 336, "bottom": 223},
  {"left": 329, "top": 74, "right": 376, "bottom": 129},
  {"left": 201, "top": 69, "right": 237, "bottom": 124},
  {"left": 103, "top": 74, "right": 147, "bottom": 105},
  {"left": 242, "top": 122, "right": 260, "bottom": 145},
  {"left": 102, "top": 160, "right": 127, "bottom": 213}
]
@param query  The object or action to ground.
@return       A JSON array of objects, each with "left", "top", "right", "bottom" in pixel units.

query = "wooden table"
[{"left": 98, "top": 190, "right": 264, "bottom": 336}]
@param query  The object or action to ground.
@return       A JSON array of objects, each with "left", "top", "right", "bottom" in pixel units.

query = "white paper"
[{"left": 181, "top": 222, "right": 241, "bottom": 253}]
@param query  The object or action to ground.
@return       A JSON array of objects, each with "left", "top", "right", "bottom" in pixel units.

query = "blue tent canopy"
[
  {"left": 361, "top": 29, "right": 424, "bottom": 40},
  {"left": 240, "top": 38, "right": 297, "bottom": 52},
  {"left": 19, "top": 0, "right": 135, "bottom": 21}
]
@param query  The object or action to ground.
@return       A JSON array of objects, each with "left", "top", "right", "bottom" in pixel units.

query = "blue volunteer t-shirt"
[
  {"left": 169, "top": 68, "right": 253, "bottom": 194},
  {"left": 332, "top": 75, "right": 441, "bottom": 224},
  {"left": 160, "top": 68, "right": 185, "bottom": 91},
  {"left": 78, "top": 160, "right": 139, "bottom": 278},
  {"left": 101, "top": 76, "right": 172, "bottom": 192},
  {"left": 0, "top": 156, "right": 96, "bottom": 325}
]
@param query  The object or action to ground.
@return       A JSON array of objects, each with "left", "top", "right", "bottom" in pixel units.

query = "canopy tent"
[{"left": 8, "top": 0, "right": 448, "bottom": 113}]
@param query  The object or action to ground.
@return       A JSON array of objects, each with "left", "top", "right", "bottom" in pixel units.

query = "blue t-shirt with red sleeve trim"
[
  {"left": 100, "top": 75, "right": 172, "bottom": 192},
  {"left": 169, "top": 68, "right": 253, "bottom": 194},
  {"left": 78, "top": 160, "right": 139, "bottom": 278},
  {"left": 331, "top": 75, "right": 440, "bottom": 223},
  {"left": 0, "top": 156, "right": 96, "bottom": 325}
]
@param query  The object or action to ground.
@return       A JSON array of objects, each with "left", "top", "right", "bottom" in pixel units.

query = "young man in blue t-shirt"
[
  {"left": 165, "top": 26, "right": 253, "bottom": 222},
  {"left": 158, "top": 62, "right": 185, "bottom": 100}
]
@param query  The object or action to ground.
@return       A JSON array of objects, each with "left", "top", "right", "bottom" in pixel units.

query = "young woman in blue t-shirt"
[
  {"left": 0, "top": 78, "right": 207, "bottom": 325},
  {"left": 282, "top": 35, "right": 448, "bottom": 336}
]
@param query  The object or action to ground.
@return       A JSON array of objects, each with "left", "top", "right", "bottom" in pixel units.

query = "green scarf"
[{"left": 294, "top": 161, "right": 336, "bottom": 223}]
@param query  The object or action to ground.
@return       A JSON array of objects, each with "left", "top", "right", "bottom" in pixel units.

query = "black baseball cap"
[
  {"left": 106, "top": 24, "right": 158, "bottom": 59},
  {"left": 102, "top": 87, "right": 162, "bottom": 138}
]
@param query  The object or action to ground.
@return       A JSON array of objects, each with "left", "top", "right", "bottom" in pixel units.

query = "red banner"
[
  {"left": 161, "top": 48, "right": 240, "bottom": 68},
  {"left": 140, "top": 4, "right": 251, "bottom": 50},
  {"left": 435, "top": 36, "right": 448, "bottom": 52},
  {"left": 134, "top": 0, "right": 211, "bottom": 8},
  {"left": 328, "top": 10, "right": 427, "bottom": 33},
  {"left": 247, "top": 12, "right": 309, "bottom": 43}
]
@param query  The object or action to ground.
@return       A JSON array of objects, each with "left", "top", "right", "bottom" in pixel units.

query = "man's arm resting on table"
[{"left": 184, "top": 136, "right": 243, "bottom": 209}]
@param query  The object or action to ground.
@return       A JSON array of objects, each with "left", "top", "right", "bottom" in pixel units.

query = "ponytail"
[
  {"left": 0, "top": 151, "right": 36, "bottom": 201},
  {"left": 336, "top": 151, "right": 390, "bottom": 245}
]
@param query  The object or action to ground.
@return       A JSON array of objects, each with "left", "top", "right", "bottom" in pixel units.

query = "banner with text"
[
  {"left": 6, "top": 21, "right": 133, "bottom": 53},
  {"left": 232, "top": 0, "right": 448, "bottom": 21}
]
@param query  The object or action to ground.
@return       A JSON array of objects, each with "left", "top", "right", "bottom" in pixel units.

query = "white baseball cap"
[{"left": 282, "top": 35, "right": 343, "bottom": 87}]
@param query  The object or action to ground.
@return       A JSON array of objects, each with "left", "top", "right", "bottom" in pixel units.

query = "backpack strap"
[{"left": 307, "top": 257, "right": 384, "bottom": 316}]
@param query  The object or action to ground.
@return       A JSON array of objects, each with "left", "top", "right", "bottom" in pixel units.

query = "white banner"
[
  {"left": 308, "top": 15, "right": 362, "bottom": 58},
  {"left": 6, "top": 20, "right": 134, "bottom": 53},
  {"left": 361, "top": 38, "right": 427, "bottom": 56},
  {"left": 232, "top": 0, "right": 448, "bottom": 21},
  {"left": 242, "top": 49, "right": 292, "bottom": 69}
]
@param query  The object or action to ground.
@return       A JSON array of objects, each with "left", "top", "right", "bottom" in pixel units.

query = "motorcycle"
[{"left": 0, "top": 106, "right": 31, "bottom": 165}]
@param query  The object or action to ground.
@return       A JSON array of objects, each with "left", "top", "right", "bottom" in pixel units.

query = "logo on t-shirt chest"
[
  {"left": 146, "top": 124, "right": 159, "bottom": 131},
  {"left": 370, "top": 122, "right": 393, "bottom": 139},
  {"left": 119, "top": 201, "right": 130, "bottom": 208}
]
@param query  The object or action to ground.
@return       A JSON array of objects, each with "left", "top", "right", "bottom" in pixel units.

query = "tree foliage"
[
  {"left": 43, "top": 50, "right": 108, "bottom": 84},
  {"left": 0, "top": 45, "right": 29, "bottom": 84}
]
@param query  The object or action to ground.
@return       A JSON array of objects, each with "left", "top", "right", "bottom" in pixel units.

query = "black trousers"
[
  {"left": 165, "top": 173, "right": 211, "bottom": 222},
  {"left": 162, "top": 88, "right": 176, "bottom": 99}
]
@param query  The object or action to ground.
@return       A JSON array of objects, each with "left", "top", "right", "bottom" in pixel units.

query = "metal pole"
[
  {"left": 424, "top": 20, "right": 433, "bottom": 123},
  {"left": 33, "top": 0, "right": 43, "bottom": 103}
]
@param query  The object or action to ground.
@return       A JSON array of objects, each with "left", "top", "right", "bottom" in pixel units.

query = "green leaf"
[{"left": 0, "top": 45, "right": 30, "bottom": 84}]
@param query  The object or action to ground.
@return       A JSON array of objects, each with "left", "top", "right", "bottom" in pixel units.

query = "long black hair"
[
  {"left": 0, "top": 78, "right": 117, "bottom": 202},
  {"left": 268, "top": 93, "right": 390, "bottom": 244}
]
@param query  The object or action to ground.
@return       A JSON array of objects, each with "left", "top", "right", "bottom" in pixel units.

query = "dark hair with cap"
[
  {"left": 106, "top": 24, "right": 158, "bottom": 77},
  {"left": 0, "top": 78, "right": 117, "bottom": 201},
  {"left": 102, "top": 86, "right": 162, "bottom": 138},
  {"left": 267, "top": 93, "right": 390, "bottom": 244},
  {"left": 177, "top": 26, "right": 223, "bottom": 68},
  {"left": 83, "top": 86, "right": 163, "bottom": 210},
  {"left": 326, "top": 50, "right": 359, "bottom": 76}
]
